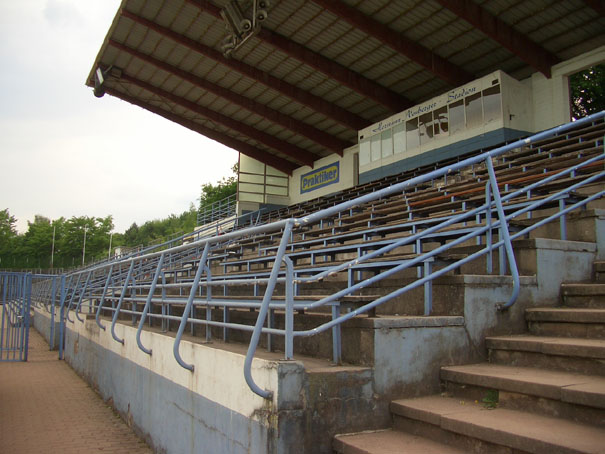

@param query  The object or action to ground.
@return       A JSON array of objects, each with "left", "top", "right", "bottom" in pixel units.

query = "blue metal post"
[
  {"left": 173, "top": 243, "right": 210, "bottom": 371},
  {"left": 136, "top": 254, "right": 165, "bottom": 355},
  {"left": 111, "top": 261, "right": 135, "bottom": 345}
]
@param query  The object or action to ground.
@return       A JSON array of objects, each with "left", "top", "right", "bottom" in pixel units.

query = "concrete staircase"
[{"left": 334, "top": 261, "right": 605, "bottom": 454}]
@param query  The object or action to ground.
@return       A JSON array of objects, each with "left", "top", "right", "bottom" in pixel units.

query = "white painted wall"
[
  {"left": 67, "top": 315, "right": 281, "bottom": 418},
  {"left": 288, "top": 145, "right": 358, "bottom": 205},
  {"left": 528, "top": 45, "right": 605, "bottom": 131},
  {"left": 236, "top": 48, "right": 605, "bottom": 211}
]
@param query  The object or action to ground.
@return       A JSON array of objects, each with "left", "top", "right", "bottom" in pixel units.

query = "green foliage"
[
  {"left": 0, "top": 164, "right": 238, "bottom": 269},
  {"left": 198, "top": 163, "right": 238, "bottom": 213},
  {"left": 0, "top": 208, "right": 18, "bottom": 257},
  {"left": 0, "top": 212, "right": 114, "bottom": 269},
  {"left": 570, "top": 64, "right": 605, "bottom": 120},
  {"left": 482, "top": 389, "right": 499, "bottom": 409},
  {"left": 120, "top": 205, "right": 198, "bottom": 249}
]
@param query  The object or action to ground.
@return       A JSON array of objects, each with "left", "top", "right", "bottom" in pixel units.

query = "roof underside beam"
[
  {"left": 120, "top": 73, "right": 316, "bottom": 168},
  {"left": 121, "top": 10, "right": 367, "bottom": 132},
  {"left": 312, "top": 0, "right": 472, "bottom": 88},
  {"left": 435, "top": 0, "right": 560, "bottom": 78},
  {"left": 109, "top": 40, "right": 351, "bottom": 155},
  {"left": 189, "top": 0, "right": 412, "bottom": 112},
  {"left": 105, "top": 88, "right": 297, "bottom": 175}
]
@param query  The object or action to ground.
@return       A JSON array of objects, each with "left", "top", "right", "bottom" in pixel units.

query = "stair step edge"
[
  {"left": 392, "top": 395, "right": 605, "bottom": 454},
  {"left": 440, "top": 364, "right": 605, "bottom": 409},
  {"left": 486, "top": 335, "right": 605, "bottom": 359},
  {"left": 333, "top": 429, "right": 467, "bottom": 454}
]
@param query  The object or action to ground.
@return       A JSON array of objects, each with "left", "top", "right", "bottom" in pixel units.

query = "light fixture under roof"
[{"left": 220, "top": 0, "right": 270, "bottom": 57}]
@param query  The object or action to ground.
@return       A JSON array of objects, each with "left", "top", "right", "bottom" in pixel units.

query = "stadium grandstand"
[{"left": 2, "top": 1, "right": 605, "bottom": 453}]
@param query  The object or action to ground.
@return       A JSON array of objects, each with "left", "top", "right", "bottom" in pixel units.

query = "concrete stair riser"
[
  {"left": 391, "top": 415, "right": 522, "bottom": 454},
  {"left": 561, "top": 283, "right": 605, "bottom": 308},
  {"left": 488, "top": 349, "right": 605, "bottom": 376},
  {"left": 440, "top": 365, "right": 605, "bottom": 411},
  {"left": 595, "top": 261, "right": 605, "bottom": 282},
  {"left": 333, "top": 429, "right": 469, "bottom": 454},
  {"left": 526, "top": 307, "right": 605, "bottom": 339},
  {"left": 528, "top": 320, "right": 605, "bottom": 339},
  {"left": 390, "top": 396, "right": 605, "bottom": 454},
  {"left": 486, "top": 335, "right": 605, "bottom": 375},
  {"left": 443, "top": 381, "right": 605, "bottom": 428}
]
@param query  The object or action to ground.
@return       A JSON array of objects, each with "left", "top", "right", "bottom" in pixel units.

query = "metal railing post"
[
  {"left": 173, "top": 243, "right": 210, "bottom": 371},
  {"left": 65, "top": 273, "right": 81, "bottom": 323},
  {"left": 58, "top": 274, "right": 67, "bottom": 360},
  {"left": 284, "top": 256, "right": 294, "bottom": 361},
  {"left": 49, "top": 276, "right": 57, "bottom": 350},
  {"left": 95, "top": 264, "right": 114, "bottom": 330},
  {"left": 22, "top": 274, "right": 32, "bottom": 361},
  {"left": 111, "top": 261, "right": 135, "bottom": 345},
  {"left": 244, "top": 220, "right": 294, "bottom": 399},
  {"left": 485, "top": 158, "right": 520, "bottom": 310},
  {"left": 136, "top": 254, "right": 165, "bottom": 355},
  {"left": 75, "top": 271, "right": 92, "bottom": 322}
]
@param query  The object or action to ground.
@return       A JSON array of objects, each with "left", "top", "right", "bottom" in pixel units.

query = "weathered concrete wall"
[
  {"left": 64, "top": 316, "right": 286, "bottom": 454},
  {"left": 33, "top": 306, "right": 60, "bottom": 350},
  {"left": 59, "top": 235, "right": 601, "bottom": 453},
  {"left": 62, "top": 315, "right": 379, "bottom": 454},
  {"left": 370, "top": 237, "right": 598, "bottom": 400}
]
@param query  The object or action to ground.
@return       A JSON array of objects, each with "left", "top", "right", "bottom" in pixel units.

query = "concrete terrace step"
[
  {"left": 333, "top": 429, "right": 467, "bottom": 454},
  {"left": 440, "top": 363, "right": 605, "bottom": 410},
  {"left": 486, "top": 335, "right": 605, "bottom": 375},
  {"left": 526, "top": 308, "right": 605, "bottom": 323},
  {"left": 487, "top": 335, "right": 605, "bottom": 359},
  {"left": 526, "top": 308, "right": 605, "bottom": 338},
  {"left": 561, "top": 283, "right": 605, "bottom": 308},
  {"left": 391, "top": 395, "right": 605, "bottom": 454}
]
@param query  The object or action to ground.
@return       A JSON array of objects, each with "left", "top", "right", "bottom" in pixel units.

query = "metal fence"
[
  {"left": 18, "top": 111, "right": 605, "bottom": 398},
  {"left": 0, "top": 272, "right": 32, "bottom": 361},
  {"left": 197, "top": 193, "right": 237, "bottom": 226}
]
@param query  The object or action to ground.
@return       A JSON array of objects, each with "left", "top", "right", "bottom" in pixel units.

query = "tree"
[
  {"left": 198, "top": 163, "right": 238, "bottom": 214},
  {"left": 0, "top": 208, "right": 18, "bottom": 255},
  {"left": 56, "top": 215, "right": 114, "bottom": 265},
  {"left": 20, "top": 216, "right": 54, "bottom": 266},
  {"left": 0, "top": 209, "right": 18, "bottom": 267},
  {"left": 570, "top": 64, "right": 605, "bottom": 120},
  {"left": 123, "top": 222, "right": 141, "bottom": 246}
]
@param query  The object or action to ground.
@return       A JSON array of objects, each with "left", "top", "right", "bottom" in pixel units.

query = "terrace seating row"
[{"left": 71, "top": 116, "right": 604, "bottom": 370}]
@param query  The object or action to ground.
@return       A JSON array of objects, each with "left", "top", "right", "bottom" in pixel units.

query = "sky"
[{"left": 0, "top": 1, "right": 239, "bottom": 234}]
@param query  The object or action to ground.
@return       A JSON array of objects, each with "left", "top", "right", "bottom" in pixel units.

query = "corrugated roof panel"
[
  {"left": 154, "top": 1, "right": 185, "bottom": 27},
  {"left": 89, "top": 0, "right": 605, "bottom": 172},
  {"left": 176, "top": 48, "right": 204, "bottom": 74},
  {"left": 124, "top": 0, "right": 146, "bottom": 15},
  {"left": 550, "top": 26, "right": 605, "bottom": 58},
  {"left": 271, "top": 0, "right": 321, "bottom": 37},
  {"left": 169, "top": 78, "right": 196, "bottom": 99},
  {"left": 137, "top": 0, "right": 164, "bottom": 20},
  {"left": 281, "top": 3, "right": 332, "bottom": 44},
  {"left": 112, "top": 17, "right": 137, "bottom": 44},
  {"left": 152, "top": 39, "right": 183, "bottom": 64}
]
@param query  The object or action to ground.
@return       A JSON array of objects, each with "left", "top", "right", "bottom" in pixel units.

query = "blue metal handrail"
[
  {"left": 197, "top": 192, "right": 237, "bottom": 226},
  {"left": 25, "top": 111, "right": 605, "bottom": 400}
]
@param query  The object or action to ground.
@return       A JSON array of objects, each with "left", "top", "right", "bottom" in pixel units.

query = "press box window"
[
  {"left": 393, "top": 123, "right": 405, "bottom": 154},
  {"left": 482, "top": 85, "right": 502, "bottom": 123},
  {"left": 465, "top": 92, "right": 482, "bottom": 129},
  {"left": 406, "top": 118, "right": 420, "bottom": 150},
  {"left": 381, "top": 129, "right": 393, "bottom": 158},
  {"left": 449, "top": 100, "right": 464, "bottom": 135}
]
